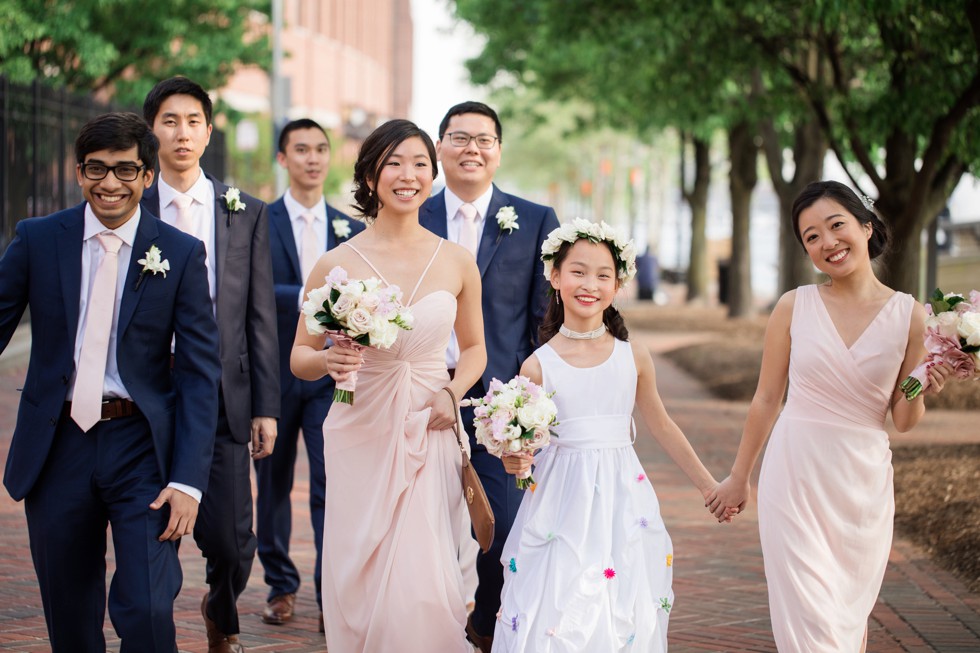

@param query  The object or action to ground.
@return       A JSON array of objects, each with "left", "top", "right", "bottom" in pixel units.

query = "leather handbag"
[{"left": 444, "top": 387, "right": 495, "bottom": 553}]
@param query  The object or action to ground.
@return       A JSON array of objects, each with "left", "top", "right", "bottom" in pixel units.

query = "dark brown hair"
[
  {"left": 538, "top": 239, "right": 630, "bottom": 343},
  {"left": 143, "top": 76, "right": 213, "bottom": 127},
  {"left": 791, "top": 180, "right": 888, "bottom": 259},
  {"left": 352, "top": 119, "right": 437, "bottom": 220},
  {"left": 76, "top": 112, "right": 158, "bottom": 171}
]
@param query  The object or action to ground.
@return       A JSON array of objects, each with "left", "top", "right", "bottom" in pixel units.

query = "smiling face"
[
  {"left": 76, "top": 145, "right": 154, "bottom": 228},
  {"left": 370, "top": 136, "right": 434, "bottom": 219},
  {"left": 797, "top": 197, "right": 873, "bottom": 277},
  {"left": 551, "top": 239, "right": 619, "bottom": 326},
  {"left": 278, "top": 127, "right": 330, "bottom": 194},
  {"left": 151, "top": 93, "right": 213, "bottom": 176},
  {"left": 436, "top": 112, "right": 501, "bottom": 200}
]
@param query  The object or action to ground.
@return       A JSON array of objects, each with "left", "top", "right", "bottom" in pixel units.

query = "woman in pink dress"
[
  {"left": 291, "top": 119, "right": 485, "bottom": 652},
  {"left": 708, "top": 181, "right": 952, "bottom": 651}
]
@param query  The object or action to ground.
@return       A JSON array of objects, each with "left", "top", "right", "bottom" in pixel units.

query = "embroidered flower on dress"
[
  {"left": 510, "top": 615, "right": 519, "bottom": 632},
  {"left": 509, "top": 557, "right": 518, "bottom": 573},
  {"left": 604, "top": 568, "right": 616, "bottom": 579},
  {"left": 627, "top": 633, "right": 636, "bottom": 645},
  {"left": 659, "top": 597, "right": 672, "bottom": 613},
  {"left": 636, "top": 473, "right": 646, "bottom": 482},
  {"left": 638, "top": 517, "right": 649, "bottom": 528},
  {"left": 546, "top": 628, "right": 556, "bottom": 636},
  {"left": 666, "top": 554, "right": 673, "bottom": 567}
]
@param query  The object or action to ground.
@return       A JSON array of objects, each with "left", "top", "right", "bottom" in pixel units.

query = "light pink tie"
[
  {"left": 299, "top": 212, "right": 320, "bottom": 283},
  {"left": 172, "top": 193, "right": 195, "bottom": 235},
  {"left": 458, "top": 203, "right": 479, "bottom": 257},
  {"left": 71, "top": 232, "right": 123, "bottom": 432}
]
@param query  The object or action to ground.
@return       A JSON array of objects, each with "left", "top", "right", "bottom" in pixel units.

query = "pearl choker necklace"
[{"left": 559, "top": 324, "right": 607, "bottom": 340}]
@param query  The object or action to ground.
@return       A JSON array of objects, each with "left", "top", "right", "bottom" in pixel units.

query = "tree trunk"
[
  {"left": 682, "top": 134, "right": 711, "bottom": 304},
  {"left": 727, "top": 121, "right": 758, "bottom": 318},
  {"left": 875, "top": 190, "right": 950, "bottom": 296}
]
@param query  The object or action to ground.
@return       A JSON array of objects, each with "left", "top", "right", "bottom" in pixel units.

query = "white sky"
[{"left": 409, "top": 0, "right": 485, "bottom": 142}]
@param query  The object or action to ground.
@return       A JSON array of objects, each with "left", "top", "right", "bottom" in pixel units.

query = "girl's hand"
[
  {"left": 502, "top": 451, "right": 533, "bottom": 477},
  {"left": 424, "top": 388, "right": 458, "bottom": 431},
  {"left": 922, "top": 361, "right": 953, "bottom": 396},
  {"left": 706, "top": 475, "right": 750, "bottom": 523},
  {"left": 323, "top": 344, "right": 362, "bottom": 383}
]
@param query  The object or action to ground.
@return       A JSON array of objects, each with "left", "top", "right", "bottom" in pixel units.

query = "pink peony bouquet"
[
  {"left": 461, "top": 376, "right": 558, "bottom": 489},
  {"left": 899, "top": 288, "right": 980, "bottom": 400},
  {"left": 303, "top": 266, "right": 414, "bottom": 404}
]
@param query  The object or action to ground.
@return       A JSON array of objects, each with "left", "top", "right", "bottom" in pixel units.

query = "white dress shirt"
[
  {"left": 444, "top": 185, "right": 494, "bottom": 369},
  {"left": 284, "top": 188, "right": 327, "bottom": 308},
  {"left": 72, "top": 205, "right": 201, "bottom": 501},
  {"left": 157, "top": 169, "right": 217, "bottom": 309}
]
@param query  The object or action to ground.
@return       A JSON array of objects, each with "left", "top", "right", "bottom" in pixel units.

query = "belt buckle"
[{"left": 99, "top": 399, "right": 111, "bottom": 422}]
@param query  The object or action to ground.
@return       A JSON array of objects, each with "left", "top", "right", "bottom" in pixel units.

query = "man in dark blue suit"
[
  {"left": 420, "top": 101, "right": 560, "bottom": 652},
  {"left": 0, "top": 112, "right": 221, "bottom": 652},
  {"left": 256, "top": 118, "right": 363, "bottom": 630},
  {"left": 141, "top": 77, "right": 280, "bottom": 653}
]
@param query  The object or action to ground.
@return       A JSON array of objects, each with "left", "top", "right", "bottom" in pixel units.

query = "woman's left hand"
[
  {"left": 923, "top": 361, "right": 953, "bottom": 395},
  {"left": 425, "top": 388, "right": 458, "bottom": 430}
]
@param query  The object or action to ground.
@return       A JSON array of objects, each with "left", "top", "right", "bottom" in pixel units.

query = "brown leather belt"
[{"left": 63, "top": 398, "right": 141, "bottom": 422}]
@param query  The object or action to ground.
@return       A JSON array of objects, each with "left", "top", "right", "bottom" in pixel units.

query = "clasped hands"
[{"left": 705, "top": 475, "right": 749, "bottom": 523}]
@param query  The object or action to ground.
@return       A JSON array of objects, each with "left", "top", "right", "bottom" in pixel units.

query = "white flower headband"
[{"left": 541, "top": 218, "right": 638, "bottom": 284}]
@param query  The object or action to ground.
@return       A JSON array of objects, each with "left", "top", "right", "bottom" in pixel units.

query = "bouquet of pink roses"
[
  {"left": 461, "top": 376, "right": 558, "bottom": 489},
  {"left": 899, "top": 288, "right": 980, "bottom": 400},
  {"left": 302, "top": 266, "right": 414, "bottom": 405}
]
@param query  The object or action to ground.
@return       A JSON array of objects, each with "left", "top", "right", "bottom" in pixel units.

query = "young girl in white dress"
[{"left": 492, "top": 221, "right": 733, "bottom": 652}]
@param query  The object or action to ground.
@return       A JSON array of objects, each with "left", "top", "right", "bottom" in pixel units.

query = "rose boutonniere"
[
  {"left": 222, "top": 187, "right": 246, "bottom": 226},
  {"left": 332, "top": 218, "right": 352, "bottom": 240},
  {"left": 496, "top": 206, "right": 519, "bottom": 234},
  {"left": 135, "top": 245, "right": 170, "bottom": 290}
]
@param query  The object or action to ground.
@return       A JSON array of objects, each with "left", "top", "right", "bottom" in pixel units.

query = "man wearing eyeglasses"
[
  {"left": 0, "top": 112, "right": 221, "bottom": 652},
  {"left": 420, "top": 101, "right": 559, "bottom": 652}
]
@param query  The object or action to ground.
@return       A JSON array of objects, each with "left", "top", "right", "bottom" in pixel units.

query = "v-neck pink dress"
[
  {"left": 319, "top": 241, "right": 471, "bottom": 653},
  {"left": 758, "top": 284, "right": 914, "bottom": 651}
]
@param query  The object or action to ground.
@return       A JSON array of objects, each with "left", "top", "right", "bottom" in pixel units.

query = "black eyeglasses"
[
  {"left": 445, "top": 132, "right": 499, "bottom": 149},
  {"left": 80, "top": 162, "right": 146, "bottom": 182}
]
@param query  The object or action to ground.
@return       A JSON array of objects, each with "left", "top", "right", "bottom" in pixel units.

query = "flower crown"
[{"left": 541, "top": 218, "right": 638, "bottom": 283}]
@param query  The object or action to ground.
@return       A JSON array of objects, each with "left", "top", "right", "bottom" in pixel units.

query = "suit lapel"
[
  {"left": 208, "top": 173, "right": 230, "bottom": 295},
  {"left": 117, "top": 214, "right": 160, "bottom": 336},
  {"left": 271, "top": 200, "right": 302, "bottom": 279},
  {"left": 477, "top": 186, "right": 507, "bottom": 277},
  {"left": 56, "top": 205, "right": 86, "bottom": 348},
  {"left": 419, "top": 192, "right": 449, "bottom": 238}
]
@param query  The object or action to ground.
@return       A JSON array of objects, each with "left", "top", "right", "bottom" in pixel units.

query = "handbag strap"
[{"left": 442, "top": 386, "right": 468, "bottom": 459}]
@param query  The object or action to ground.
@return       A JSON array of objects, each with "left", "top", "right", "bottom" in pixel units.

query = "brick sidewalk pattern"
[{"left": 0, "top": 327, "right": 977, "bottom": 651}]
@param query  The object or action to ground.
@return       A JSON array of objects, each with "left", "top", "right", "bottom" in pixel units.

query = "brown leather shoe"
[
  {"left": 261, "top": 592, "right": 296, "bottom": 625},
  {"left": 201, "top": 593, "right": 245, "bottom": 653},
  {"left": 465, "top": 614, "right": 493, "bottom": 653}
]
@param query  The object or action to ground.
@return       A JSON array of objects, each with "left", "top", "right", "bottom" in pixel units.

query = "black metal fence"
[{"left": 1, "top": 77, "right": 225, "bottom": 251}]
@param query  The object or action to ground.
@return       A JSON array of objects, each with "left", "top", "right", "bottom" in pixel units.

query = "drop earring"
[{"left": 556, "top": 291, "right": 561, "bottom": 306}]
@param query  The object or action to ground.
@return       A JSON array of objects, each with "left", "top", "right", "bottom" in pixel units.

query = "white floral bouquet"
[
  {"left": 461, "top": 376, "right": 558, "bottom": 489},
  {"left": 899, "top": 288, "right": 980, "bottom": 400},
  {"left": 302, "top": 266, "right": 414, "bottom": 404}
]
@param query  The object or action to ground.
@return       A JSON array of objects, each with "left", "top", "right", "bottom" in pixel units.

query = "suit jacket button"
[
  {"left": 61, "top": 375, "right": 69, "bottom": 385},
  {"left": 49, "top": 418, "right": 57, "bottom": 426}
]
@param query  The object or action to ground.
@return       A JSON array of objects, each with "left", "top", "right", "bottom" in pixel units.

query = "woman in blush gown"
[
  {"left": 708, "top": 181, "right": 952, "bottom": 652},
  {"left": 290, "top": 119, "right": 485, "bottom": 653}
]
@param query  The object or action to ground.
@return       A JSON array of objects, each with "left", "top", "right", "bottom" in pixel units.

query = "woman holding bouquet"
[
  {"left": 493, "top": 220, "right": 728, "bottom": 652},
  {"left": 291, "top": 119, "right": 485, "bottom": 652},
  {"left": 708, "top": 181, "right": 952, "bottom": 652}
]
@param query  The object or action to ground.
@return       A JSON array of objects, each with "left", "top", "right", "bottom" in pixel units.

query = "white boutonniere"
[
  {"left": 496, "top": 206, "right": 519, "bottom": 234},
  {"left": 135, "top": 244, "right": 170, "bottom": 290},
  {"left": 332, "top": 218, "right": 352, "bottom": 240},
  {"left": 222, "top": 187, "right": 246, "bottom": 225}
]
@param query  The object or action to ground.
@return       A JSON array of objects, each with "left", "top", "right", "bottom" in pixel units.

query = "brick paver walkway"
[{"left": 0, "top": 325, "right": 977, "bottom": 651}]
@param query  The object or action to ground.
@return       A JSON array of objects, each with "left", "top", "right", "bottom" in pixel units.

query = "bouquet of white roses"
[
  {"left": 461, "top": 376, "right": 558, "bottom": 489},
  {"left": 302, "top": 266, "right": 414, "bottom": 404},
  {"left": 899, "top": 288, "right": 980, "bottom": 400}
]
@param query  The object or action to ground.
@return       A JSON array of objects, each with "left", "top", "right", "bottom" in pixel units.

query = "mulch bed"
[{"left": 624, "top": 301, "right": 980, "bottom": 594}]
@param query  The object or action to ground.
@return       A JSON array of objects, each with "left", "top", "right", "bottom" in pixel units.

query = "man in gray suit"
[{"left": 141, "top": 77, "right": 280, "bottom": 653}]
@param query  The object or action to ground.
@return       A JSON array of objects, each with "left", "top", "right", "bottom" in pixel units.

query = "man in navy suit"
[
  {"left": 141, "top": 77, "right": 280, "bottom": 653},
  {"left": 256, "top": 118, "right": 363, "bottom": 630},
  {"left": 420, "top": 101, "right": 560, "bottom": 652},
  {"left": 0, "top": 112, "right": 221, "bottom": 652}
]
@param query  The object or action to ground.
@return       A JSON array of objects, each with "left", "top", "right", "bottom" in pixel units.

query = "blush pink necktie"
[
  {"left": 71, "top": 232, "right": 123, "bottom": 432},
  {"left": 172, "top": 193, "right": 195, "bottom": 235},
  {"left": 458, "top": 203, "right": 479, "bottom": 258},
  {"left": 299, "top": 212, "right": 320, "bottom": 283}
]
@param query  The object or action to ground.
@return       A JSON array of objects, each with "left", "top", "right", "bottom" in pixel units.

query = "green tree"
[{"left": 0, "top": 0, "right": 269, "bottom": 106}]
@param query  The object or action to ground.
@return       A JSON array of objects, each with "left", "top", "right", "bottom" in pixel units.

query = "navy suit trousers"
[
  {"left": 254, "top": 382, "right": 329, "bottom": 606},
  {"left": 25, "top": 412, "right": 182, "bottom": 653}
]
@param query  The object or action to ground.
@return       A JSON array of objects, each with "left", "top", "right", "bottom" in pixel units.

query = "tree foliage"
[{"left": 0, "top": 0, "right": 269, "bottom": 106}]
